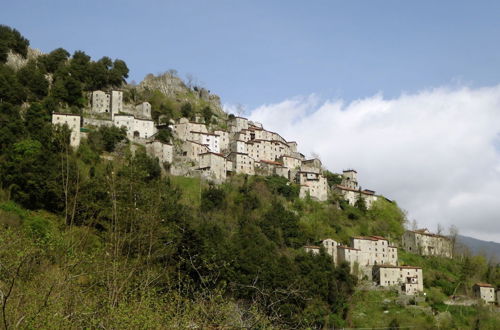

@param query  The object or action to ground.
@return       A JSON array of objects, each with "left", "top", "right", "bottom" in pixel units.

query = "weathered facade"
[
  {"left": 472, "top": 283, "right": 496, "bottom": 304},
  {"left": 402, "top": 229, "right": 453, "bottom": 258},
  {"left": 146, "top": 141, "right": 173, "bottom": 164},
  {"left": 113, "top": 114, "right": 157, "bottom": 139},
  {"left": 334, "top": 170, "right": 378, "bottom": 208},
  {"left": 198, "top": 152, "right": 228, "bottom": 182},
  {"left": 52, "top": 113, "right": 81, "bottom": 148},
  {"left": 297, "top": 171, "right": 328, "bottom": 201},
  {"left": 373, "top": 265, "right": 424, "bottom": 295},
  {"left": 90, "top": 90, "right": 123, "bottom": 117}
]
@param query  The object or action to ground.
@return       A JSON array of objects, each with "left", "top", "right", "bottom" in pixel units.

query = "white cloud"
[{"left": 249, "top": 86, "right": 500, "bottom": 243}]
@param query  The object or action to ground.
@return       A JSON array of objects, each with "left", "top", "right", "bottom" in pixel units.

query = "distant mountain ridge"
[{"left": 457, "top": 235, "right": 500, "bottom": 261}]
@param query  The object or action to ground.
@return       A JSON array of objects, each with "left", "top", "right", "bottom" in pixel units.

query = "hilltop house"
[
  {"left": 473, "top": 283, "right": 496, "bottom": 304},
  {"left": 402, "top": 229, "right": 453, "bottom": 258},
  {"left": 334, "top": 170, "right": 378, "bottom": 208},
  {"left": 338, "top": 236, "right": 398, "bottom": 279},
  {"left": 51, "top": 113, "right": 81, "bottom": 148},
  {"left": 90, "top": 90, "right": 123, "bottom": 117},
  {"left": 146, "top": 141, "right": 173, "bottom": 164},
  {"left": 373, "top": 265, "right": 424, "bottom": 295}
]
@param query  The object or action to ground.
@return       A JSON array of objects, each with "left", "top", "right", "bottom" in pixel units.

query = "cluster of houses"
[
  {"left": 305, "top": 234, "right": 424, "bottom": 296},
  {"left": 51, "top": 90, "right": 380, "bottom": 205},
  {"left": 51, "top": 90, "right": 500, "bottom": 304},
  {"left": 305, "top": 229, "right": 500, "bottom": 304}
]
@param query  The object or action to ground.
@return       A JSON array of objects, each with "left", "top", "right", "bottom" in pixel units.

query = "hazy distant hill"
[{"left": 457, "top": 235, "right": 500, "bottom": 261}]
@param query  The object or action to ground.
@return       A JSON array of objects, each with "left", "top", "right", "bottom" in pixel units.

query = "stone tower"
[{"left": 342, "top": 169, "right": 358, "bottom": 189}]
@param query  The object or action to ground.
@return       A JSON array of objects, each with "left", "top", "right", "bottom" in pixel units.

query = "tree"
[
  {"left": 38, "top": 47, "right": 70, "bottom": 73},
  {"left": 17, "top": 61, "right": 49, "bottom": 100},
  {"left": 181, "top": 102, "right": 194, "bottom": 119},
  {"left": 201, "top": 184, "right": 226, "bottom": 212},
  {"left": 202, "top": 106, "right": 212, "bottom": 124}
]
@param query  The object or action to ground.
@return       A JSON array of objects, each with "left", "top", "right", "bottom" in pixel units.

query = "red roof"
[
  {"left": 474, "top": 283, "right": 494, "bottom": 288},
  {"left": 335, "top": 185, "right": 376, "bottom": 195},
  {"left": 338, "top": 246, "right": 360, "bottom": 251},
  {"left": 260, "top": 159, "right": 283, "bottom": 166}
]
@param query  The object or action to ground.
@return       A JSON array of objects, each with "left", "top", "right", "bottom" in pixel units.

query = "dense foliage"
[{"left": 1, "top": 26, "right": 499, "bottom": 329}]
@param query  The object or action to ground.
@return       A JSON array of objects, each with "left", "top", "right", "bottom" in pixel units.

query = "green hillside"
[{"left": 0, "top": 25, "right": 499, "bottom": 328}]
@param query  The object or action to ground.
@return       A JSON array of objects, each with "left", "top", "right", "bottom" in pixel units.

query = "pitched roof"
[
  {"left": 474, "top": 282, "right": 494, "bottom": 288},
  {"left": 260, "top": 159, "right": 283, "bottom": 166},
  {"left": 52, "top": 112, "right": 81, "bottom": 117}
]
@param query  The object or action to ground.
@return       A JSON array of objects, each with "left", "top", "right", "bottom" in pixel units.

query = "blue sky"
[
  {"left": 3, "top": 1, "right": 500, "bottom": 108},
  {"left": 3, "top": 1, "right": 500, "bottom": 242}
]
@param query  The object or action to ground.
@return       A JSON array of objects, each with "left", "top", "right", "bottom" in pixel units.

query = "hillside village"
[
  {"left": 52, "top": 89, "right": 379, "bottom": 205},
  {"left": 2, "top": 22, "right": 500, "bottom": 329},
  {"left": 51, "top": 89, "right": 500, "bottom": 305}
]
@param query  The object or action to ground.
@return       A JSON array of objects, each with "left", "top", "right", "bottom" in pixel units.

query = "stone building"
[
  {"left": 297, "top": 171, "right": 328, "bottom": 201},
  {"left": 304, "top": 245, "right": 321, "bottom": 255},
  {"left": 230, "top": 140, "right": 248, "bottom": 154},
  {"left": 301, "top": 158, "right": 322, "bottom": 173},
  {"left": 337, "top": 246, "right": 362, "bottom": 274},
  {"left": 257, "top": 160, "right": 286, "bottom": 177},
  {"left": 321, "top": 238, "right": 339, "bottom": 264},
  {"left": 228, "top": 116, "right": 249, "bottom": 133},
  {"left": 52, "top": 113, "right": 81, "bottom": 148},
  {"left": 113, "top": 114, "right": 157, "bottom": 139},
  {"left": 373, "top": 265, "right": 424, "bottom": 295},
  {"left": 181, "top": 140, "right": 209, "bottom": 162},
  {"left": 172, "top": 118, "right": 208, "bottom": 141},
  {"left": 351, "top": 236, "right": 398, "bottom": 267},
  {"left": 191, "top": 131, "right": 220, "bottom": 153},
  {"left": 135, "top": 101, "right": 152, "bottom": 119},
  {"left": 227, "top": 152, "right": 255, "bottom": 175},
  {"left": 90, "top": 90, "right": 123, "bottom": 117},
  {"left": 198, "top": 152, "right": 228, "bottom": 182},
  {"left": 402, "top": 229, "right": 452, "bottom": 258},
  {"left": 334, "top": 170, "right": 378, "bottom": 208},
  {"left": 146, "top": 141, "right": 173, "bottom": 164},
  {"left": 214, "top": 130, "right": 230, "bottom": 152},
  {"left": 472, "top": 283, "right": 496, "bottom": 304}
]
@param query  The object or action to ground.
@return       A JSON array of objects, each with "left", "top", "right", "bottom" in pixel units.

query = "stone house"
[
  {"left": 227, "top": 152, "right": 255, "bottom": 175},
  {"left": 214, "top": 130, "right": 230, "bottom": 152},
  {"left": 190, "top": 131, "right": 220, "bottom": 153},
  {"left": 257, "top": 160, "right": 286, "bottom": 177},
  {"left": 402, "top": 229, "right": 452, "bottom": 258},
  {"left": 230, "top": 140, "right": 248, "bottom": 154},
  {"left": 247, "top": 139, "right": 275, "bottom": 162},
  {"left": 181, "top": 140, "right": 209, "bottom": 162},
  {"left": 373, "top": 265, "right": 424, "bottom": 295},
  {"left": 135, "top": 101, "right": 152, "bottom": 119},
  {"left": 301, "top": 158, "right": 322, "bottom": 174},
  {"left": 113, "top": 114, "right": 156, "bottom": 139},
  {"left": 287, "top": 141, "right": 298, "bottom": 153},
  {"left": 52, "top": 113, "right": 81, "bottom": 148},
  {"left": 472, "top": 283, "right": 496, "bottom": 304},
  {"left": 304, "top": 245, "right": 321, "bottom": 255},
  {"left": 335, "top": 185, "right": 378, "bottom": 208},
  {"left": 228, "top": 116, "right": 248, "bottom": 133},
  {"left": 90, "top": 90, "right": 123, "bottom": 117},
  {"left": 321, "top": 238, "right": 339, "bottom": 264},
  {"left": 172, "top": 118, "right": 208, "bottom": 141},
  {"left": 198, "top": 152, "right": 228, "bottom": 182},
  {"left": 297, "top": 171, "right": 328, "bottom": 201},
  {"left": 351, "top": 236, "right": 398, "bottom": 267},
  {"left": 146, "top": 141, "right": 173, "bottom": 164},
  {"left": 337, "top": 246, "right": 362, "bottom": 274},
  {"left": 334, "top": 170, "right": 378, "bottom": 208}
]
